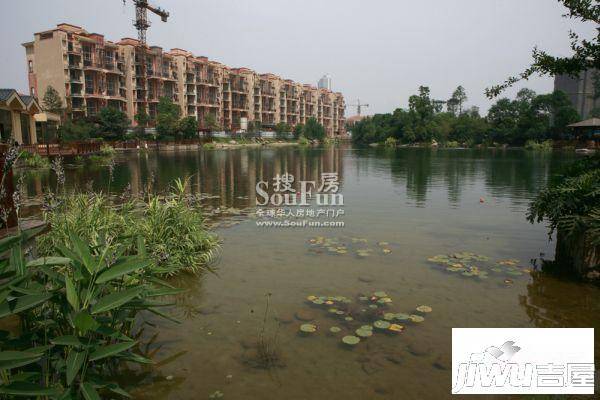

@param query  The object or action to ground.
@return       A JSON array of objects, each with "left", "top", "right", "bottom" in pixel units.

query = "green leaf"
[
  {"left": 26, "top": 257, "right": 72, "bottom": 267},
  {"left": 0, "top": 382, "right": 60, "bottom": 396},
  {"left": 51, "top": 335, "right": 84, "bottom": 347},
  {"left": 10, "top": 245, "right": 25, "bottom": 276},
  {"left": 69, "top": 234, "right": 96, "bottom": 274},
  {"left": 65, "top": 275, "right": 79, "bottom": 311},
  {"left": 0, "top": 293, "right": 53, "bottom": 318},
  {"left": 147, "top": 307, "right": 181, "bottom": 324},
  {"left": 119, "top": 352, "right": 154, "bottom": 364},
  {"left": 80, "top": 382, "right": 101, "bottom": 400},
  {"left": 0, "top": 289, "right": 10, "bottom": 304},
  {"left": 95, "top": 257, "right": 151, "bottom": 284},
  {"left": 0, "top": 234, "right": 21, "bottom": 253},
  {"left": 0, "top": 350, "right": 43, "bottom": 370},
  {"left": 66, "top": 349, "right": 87, "bottom": 385},
  {"left": 89, "top": 341, "right": 137, "bottom": 362},
  {"left": 136, "top": 236, "right": 147, "bottom": 258},
  {"left": 73, "top": 311, "right": 99, "bottom": 334},
  {"left": 107, "top": 383, "right": 131, "bottom": 398},
  {"left": 147, "top": 276, "right": 176, "bottom": 289},
  {"left": 91, "top": 287, "right": 144, "bottom": 315}
]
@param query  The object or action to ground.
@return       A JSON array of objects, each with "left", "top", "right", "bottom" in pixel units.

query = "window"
[{"left": 28, "top": 60, "right": 33, "bottom": 73}]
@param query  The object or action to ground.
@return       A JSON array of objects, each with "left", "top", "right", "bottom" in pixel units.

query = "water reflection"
[{"left": 19, "top": 146, "right": 574, "bottom": 215}]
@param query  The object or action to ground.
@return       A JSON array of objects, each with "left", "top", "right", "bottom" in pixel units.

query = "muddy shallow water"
[{"left": 20, "top": 145, "right": 600, "bottom": 399}]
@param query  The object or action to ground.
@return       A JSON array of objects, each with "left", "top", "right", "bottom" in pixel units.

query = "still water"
[{"left": 20, "top": 146, "right": 600, "bottom": 399}]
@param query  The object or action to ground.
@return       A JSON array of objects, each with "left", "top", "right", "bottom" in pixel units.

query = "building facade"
[
  {"left": 23, "top": 24, "right": 346, "bottom": 137},
  {"left": 554, "top": 69, "right": 599, "bottom": 119},
  {"left": 0, "top": 89, "right": 40, "bottom": 145}
]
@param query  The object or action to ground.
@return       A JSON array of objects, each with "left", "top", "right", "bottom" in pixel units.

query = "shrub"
[
  {"left": 444, "top": 140, "right": 459, "bottom": 148},
  {"left": 0, "top": 226, "right": 181, "bottom": 398},
  {"left": 298, "top": 136, "right": 310, "bottom": 146},
  {"left": 21, "top": 152, "right": 50, "bottom": 168},
  {"left": 384, "top": 137, "right": 397, "bottom": 147},
  {"left": 99, "top": 144, "right": 116, "bottom": 157},
  {"left": 524, "top": 139, "right": 553, "bottom": 151},
  {"left": 37, "top": 181, "right": 219, "bottom": 276}
]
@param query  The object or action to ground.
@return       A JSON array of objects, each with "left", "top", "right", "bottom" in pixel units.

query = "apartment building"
[
  {"left": 23, "top": 24, "right": 346, "bottom": 137},
  {"left": 554, "top": 69, "right": 599, "bottom": 119}
]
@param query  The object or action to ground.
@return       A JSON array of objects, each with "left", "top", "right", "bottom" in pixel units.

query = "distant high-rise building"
[
  {"left": 318, "top": 74, "right": 332, "bottom": 90},
  {"left": 554, "top": 69, "right": 599, "bottom": 119}
]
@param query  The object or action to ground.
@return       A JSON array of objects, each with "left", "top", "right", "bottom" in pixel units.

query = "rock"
[
  {"left": 294, "top": 309, "right": 316, "bottom": 321},
  {"left": 229, "top": 140, "right": 237, "bottom": 145},
  {"left": 407, "top": 342, "right": 432, "bottom": 357}
]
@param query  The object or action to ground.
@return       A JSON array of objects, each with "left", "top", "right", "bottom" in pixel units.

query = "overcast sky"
[{"left": 0, "top": 0, "right": 596, "bottom": 115}]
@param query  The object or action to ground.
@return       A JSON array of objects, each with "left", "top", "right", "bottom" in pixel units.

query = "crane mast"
[
  {"left": 346, "top": 99, "right": 370, "bottom": 116},
  {"left": 123, "top": 0, "right": 169, "bottom": 119}
]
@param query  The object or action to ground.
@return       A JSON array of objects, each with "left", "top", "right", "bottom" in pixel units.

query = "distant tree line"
[{"left": 350, "top": 85, "right": 581, "bottom": 146}]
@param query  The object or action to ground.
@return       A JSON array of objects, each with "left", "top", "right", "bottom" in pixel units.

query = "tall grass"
[{"left": 37, "top": 180, "right": 220, "bottom": 276}]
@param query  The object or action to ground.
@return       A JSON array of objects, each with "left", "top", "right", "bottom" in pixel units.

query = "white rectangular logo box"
[{"left": 452, "top": 328, "right": 595, "bottom": 395}]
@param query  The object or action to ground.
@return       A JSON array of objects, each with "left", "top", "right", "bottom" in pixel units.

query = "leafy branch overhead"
[{"left": 486, "top": 0, "right": 600, "bottom": 98}]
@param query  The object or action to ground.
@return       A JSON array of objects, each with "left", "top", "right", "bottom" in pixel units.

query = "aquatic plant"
[
  {"left": 36, "top": 180, "right": 220, "bottom": 276},
  {"left": 342, "top": 336, "right": 360, "bottom": 346},
  {"left": 0, "top": 227, "right": 179, "bottom": 398},
  {"left": 20, "top": 151, "right": 50, "bottom": 169}
]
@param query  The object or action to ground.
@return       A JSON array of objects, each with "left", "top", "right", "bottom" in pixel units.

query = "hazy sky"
[{"left": 0, "top": 0, "right": 596, "bottom": 115}]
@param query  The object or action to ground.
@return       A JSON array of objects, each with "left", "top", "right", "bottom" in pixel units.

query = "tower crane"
[
  {"left": 122, "top": 0, "right": 169, "bottom": 118},
  {"left": 346, "top": 99, "right": 370, "bottom": 116}
]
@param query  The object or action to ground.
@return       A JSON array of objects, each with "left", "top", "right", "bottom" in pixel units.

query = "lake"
[{"left": 19, "top": 145, "right": 600, "bottom": 399}]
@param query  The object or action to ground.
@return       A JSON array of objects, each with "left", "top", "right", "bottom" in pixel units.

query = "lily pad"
[
  {"left": 383, "top": 313, "right": 396, "bottom": 321},
  {"left": 355, "top": 328, "right": 373, "bottom": 338},
  {"left": 394, "top": 313, "right": 411, "bottom": 321},
  {"left": 373, "top": 291, "right": 388, "bottom": 298},
  {"left": 342, "top": 335, "right": 360, "bottom": 346},
  {"left": 360, "top": 325, "right": 373, "bottom": 331},
  {"left": 409, "top": 315, "right": 425, "bottom": 323},
  {"left": 330, "top": 327, "right": 341, "bottom": 333},
  {"left": 344, "top": 316, "right": 354, "bottom": 322},
  {"left": 300, "top": 324, "right": 317, "bottom": 333},
  {"left": 368, "top": 304, "right": 378, "bottom": 309},
  {"left": 388, "top": 324, "right": 404, "bottom": 333},
  {"left": 416, "top": 305, "right": 432, "bottom": 313},
  {"left": 373, "top": 320, "right": 391, "bottom": 330},
  {"left": 312, "top": 299, "right": 324, "bottom": 305},
  {"left": 377, "top": 297, "right": 392, "bottom": 304},
  {"left": 382, "top": 249, "right": 392, "bottom": 254}
]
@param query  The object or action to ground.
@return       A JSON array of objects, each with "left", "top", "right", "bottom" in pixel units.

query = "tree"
[
  {"left": 303, "top": 117, "right": 325, "bottom": 140},
  {"left": 487, "top": 1, "right": 599, "bottom": 97},
  {"left": 203, "top": 113, "right": 220, "bottom": 132},
  {"left": 98, "top": 107, "right": 129, "bottom": 140},
  {"left": 156, "top": 97, "right": 180, "bottom": 138},
  {"left": 58, "top": 119, "right": 96, "bottom": 142},
  {"left": 274, "top": 122, "right": 291, "bottom": 139},
  {"left": 42, "top": 86, "right": 63, "bottom": 115},
  {"left": 447, "top": 98, "right": 459, "bottom": 115},
  {"left": 134, "top": 109, "right": 150, "bottom": 138},
  {"left": 178, "top": 116, "right": 198, "bottom": 139},
  {"left": 451, "top": 86, "right": 468, "bottom": 114},
  {"left": 293, "top": 123, "right": 304, "bottom": 139}
]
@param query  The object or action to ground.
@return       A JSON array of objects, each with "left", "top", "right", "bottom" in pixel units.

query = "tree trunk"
[{"left": 555, "top": 229, "right": 600, "bottom": 279}]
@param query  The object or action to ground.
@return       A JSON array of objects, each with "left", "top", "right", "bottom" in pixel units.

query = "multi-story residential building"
[
  {"left": 554, "top": 68, "right": 599, "bottom": 119},
  {"left": 23, "top": 23, "right": 346, "bottom": 137}
]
